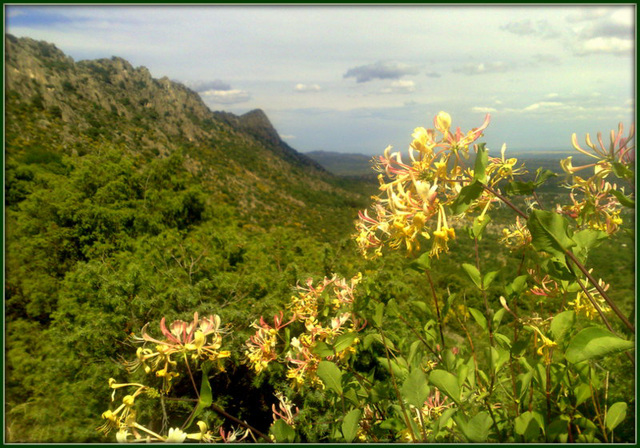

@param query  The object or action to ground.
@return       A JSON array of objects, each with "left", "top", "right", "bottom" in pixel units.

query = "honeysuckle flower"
[
  {"left": 487, "top": 143, "right": 527, "bottom": 180},
  {"left": 165, "top": 427, "right": 187, "bottom": 443},
  {"left": 272, "top": 392, "right": 300, "bottom": 427},
  {"left": 568, "top": 276, "right": 611, "bottom": 320},
  {"left": 571, "top": 122, "right": 635, "bottom": 164},
  {"left": 97, "top": 382, "right": 148, "bottom": 435},
  {"left": 245, "top": 319, "right": 280, "bottom": 374},
  {"left": 500, "top": 216, "right": 531, "bottom": 251},
  {"left": 219, "top": 427, "right": 250, "bottom": 443},
  {"left": 558, "top": 178, "right": 625, "bottom": 234},
  {"left": 421, "top": 388, "right": 453, "bottom": 419},
  {"left": 115, "top": 429, "right": 130, "bottom": 443}
]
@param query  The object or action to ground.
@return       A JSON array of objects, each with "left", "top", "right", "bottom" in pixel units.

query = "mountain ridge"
[{"left": 5, "top": 33, "right": 358, "bottom": 231}]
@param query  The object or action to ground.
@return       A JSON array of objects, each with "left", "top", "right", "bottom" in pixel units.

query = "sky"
[{"left": 5, "top": 4, "right": 636, "bottom": 155}]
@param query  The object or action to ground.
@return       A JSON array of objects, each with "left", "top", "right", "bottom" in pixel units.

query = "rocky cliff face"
[{"left": 5, "top": 34, "right": 322, "bottom": 169}]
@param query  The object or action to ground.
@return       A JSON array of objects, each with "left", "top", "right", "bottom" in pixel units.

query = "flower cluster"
[
  {"left": 558, "top": 123, "right": 634, "bottom": 235},
  {"left": 125, "top": 312, "right": 230, "bottom": 393},
  {"left": 355, "top": 112, "right": 525, "bottom": 260},
  {"left": 98, "top": 313, "right": 236, "bottom": 442},
  {"left": 244, "top": 273, "right": 364, "bottom": 389},
  {"left": 568, "top": 276, "right": 611, "bottom": 320},
  {"left": 245, "top": 311, "right": 293, "bottom": 374},
  {"left": 500, "top": 216, "right": 532, "bottom": 252},
  {"left": 98, "top": 380, "right": 220, "bottom": 443}
]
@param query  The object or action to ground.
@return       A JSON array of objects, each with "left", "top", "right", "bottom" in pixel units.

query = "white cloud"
[
  {"left": 187, "top": 79, "right": 232, "bottom": 93},
  {"left": 280, "top": 134, "right": 296, "bottom": 140},
  {"left": 453, "top": 61, "right": 511, "bottom": 75},
  {"left": 522, "top": 101, "right": 565, "bottom": 112},
  {"left": 575, "top": 36, "right": 633, "bottom": 56},
  {"left": 379, "top": 80, "right": 415, "bottom": 94},
  {"left": 200, "top": 89, "right": 250, "bottom": 104},
  {"left": 294, "top": 83, "right": 321, "bottom": 92},
  {"left": 471, "top": 106, "right": 497, "bottom": 113},
  {"left": 566, "top": 7, "right": 611, "bottom": 23}
]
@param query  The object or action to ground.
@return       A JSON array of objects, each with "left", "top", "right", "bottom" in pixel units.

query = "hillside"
[
  {"left": 4, "top": 34, "right": 370, "bottom": 442},
  {"left": 5, "top": 34, "right": 363, "bottom": 234}
]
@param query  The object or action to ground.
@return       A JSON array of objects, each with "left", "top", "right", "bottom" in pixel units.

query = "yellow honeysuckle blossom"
[{"left": 500, "top": 216, "right": 531, "bottom": 251}]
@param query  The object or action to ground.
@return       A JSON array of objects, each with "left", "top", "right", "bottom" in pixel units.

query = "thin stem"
[
  {"left": 545, "top": 358, "right": 552, "bottom": 439},
  {"left": 378, "top": 325, "right": 417, "bottom": 443},
  {"left": 532, "top": 191, "right": 545, "bottom": 210},
  {"left": 565, "top": 250, "right": 635, "bottom": 333},
  {"left": 425, "top": 269, "right": 446, "bottom": 348},
  {"left": 474, "top": 236, "right": 494, "bottom": 346},
  {"left": 395, "top": 311, "right": 442, "bottom": 360},
  {"left": 482, "top": 183, "right": 528, "bottom": 220},
  {"left": 183, "top": 353, "right": 200, "bottom": 399},
  {"left": 210, "top": 403, "right": 272, "bottom": 443},
  {"left": 588, "top": 366, "right": 609, "bottom": 443}
]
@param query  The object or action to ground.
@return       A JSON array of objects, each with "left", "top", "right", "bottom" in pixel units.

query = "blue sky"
[{"left": 5, "top": 5, "right": 635, "bottom": 155}]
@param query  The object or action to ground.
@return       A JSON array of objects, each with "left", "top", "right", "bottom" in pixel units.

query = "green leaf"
[
  {"left": 611, "top": 161, "right": 634, "bottom": 179},
  {"left": 454, "top": 411, "right": 492, "bottom": 442},
  {"left": 373, "top": 302, "right": 385, "bottom": 327},
  {"left": 462, "top": 263, "right": 482, "bottom": 289},
  {"left": 572, "top": 228, "right": 608, "bottom": 251},
  {"left": 401, "top": 367, "right": 430, "bottom": 408},
  {"left": 527, "top": 210, "right": 576, "bottom": 259},
  {"left": 494, "top": 332, "right": 512, "bottom": 349},
  {"left": 515, "top": 411, "right": 544, "bottom": 441},
  {"left": 605, "top": 402, "right": 628, "bottom": 432},
  {"left": 565, "top": 327, "right": 634, "bottom": 364},
  {"left": 490, "top": 346, "right": 510, "bottom": 374},
  {"left": 438, "top": 408, "right": 457, "bottom": 431},
  {"left": 574, "top": 383, "right": 591, "bottom": 406},
  {"left": 610, "top": 189, "right": 635, "bottom": 208},
  {"left": 473, "top": 143, "right": 489, "bottom": 184},
  {"left": 429, "top": 369, "right": 460, "bottom": 405},
  {"left": 493, "top": 308, "right": 506, "bottom": 329},
  {"left": 550, "top": 310, "right": 575, "bottom": 345},
  {"left": 516, "top": 370, "right": 534, "bottom": 402},
  {"left": 270, "top": 419, "right": 296, "bottom": 443},
  {"left": 333, "top": 332, "right": 357, "bottom": 354},
  {"left": 450, "top": 181, "right": 484, "bottom": 215},
  {"left": 468, "top": 307, "right": 488, "bottom": 332},
  {"left": 506, "top": 274, "right": 529, "bottom": 296},
  {"left": 344, "top": 389, "right": 360, "bottom": 406},
  {"left": 185, "top": 364, "right": 212, "bottom": 428},
  {"left": 386, "top": 298, "right": 399, "bottom": 317},
  {"left": 505, "top": 181, "right": 535, "bottom": 196},
  {"left": 312, "top": 341, "right": 334, "bottom": 358},
  {"left": 483, "top": 270, "right": 499, "bottom": 289},
  {"left": 408, "top": 251, "right": 431, "bottom": 271},
  {"left": 342, "top": 409, "right": 362, "bottom": 442},
  {"left": 317, "top": 361, "right": 343, "bottom": 395},
  {"left": 363, "top": 333, "right": 395, "bottom": 350},
  {"left": 472, "top": 214, "right": 491, "bottom": 239},
  {"left": 534, "top": 167, "right": 557, "bottom": 186}
]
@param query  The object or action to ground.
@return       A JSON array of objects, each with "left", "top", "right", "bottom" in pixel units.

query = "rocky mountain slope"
[{"left": 5, "top": 34, "right": 360, "bottom": 232}]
